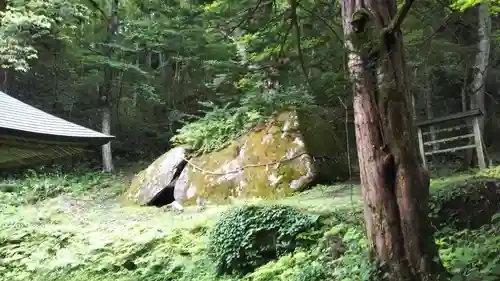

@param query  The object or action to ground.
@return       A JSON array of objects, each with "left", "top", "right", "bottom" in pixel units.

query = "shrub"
[
  {"left": 429, "top": 177, "right": 500, "bottom": 231},
  {"left": 206, "top": 204, "right": 321, "bottom": 276},
  {"left": 437, "top": 216, "right": 500, "bottom": 281},
  {"left": 171, "top": 85, "right": 315, "bottom": 154}
]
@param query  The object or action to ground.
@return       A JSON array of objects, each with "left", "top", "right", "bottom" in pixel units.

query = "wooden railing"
[{"left": 415, "top": 109, "right": 486, "bottom": 169}]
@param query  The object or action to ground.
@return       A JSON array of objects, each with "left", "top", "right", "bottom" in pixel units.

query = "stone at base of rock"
[
  {"left": 171, "top": 200, "right": 184, "bottom": 212},
  {"left": 195, "top": 197, "right": 205, "bottom": 212},
  {"left": 124, "top": 146, "right": 187, "bottom": 206}
]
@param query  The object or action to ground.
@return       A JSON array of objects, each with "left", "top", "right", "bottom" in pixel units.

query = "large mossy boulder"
[
  {"left": 174, "top": 109, "right": 349, "bottom": 205},
  {"left": 124, "top": 147, "right": 186, "bottom": 205}
]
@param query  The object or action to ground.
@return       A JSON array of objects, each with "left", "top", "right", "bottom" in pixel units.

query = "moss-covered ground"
[{"left": 0, "top": 167, "right": 498, "bottom": 281}]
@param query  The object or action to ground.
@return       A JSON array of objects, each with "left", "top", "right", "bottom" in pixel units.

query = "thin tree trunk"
[
  {"left": 424, "top": 84, "right": 438, "bottom": 151},
  {"left": 471, "top": 2, "right": 490, "bottom": 129},
  {"left": 461, "top": 64, "right": 474, "bottom": 170},
  {"left": 0, "top": 70, "right": 7, "bottom": 93},
  {"left": 423, "top": 27, "right": 437, "bottom": 152},
  {"left": 340, "top": 1, "right": 447, "bottom": 280},
  {"left": 462, "top": 74, "right": 468, "bottom": 111},
  {"left": 0, "top": 0, "right": 7, "bottom": 93},
  {"left": 101, "top": 106, "right": 113, "bottom": 170},
  {"left": 467, "top": 2, "right": 490, "bottom": 167},
  {"left": 99, "top": 0, "right": 119, "bottom": 173}
]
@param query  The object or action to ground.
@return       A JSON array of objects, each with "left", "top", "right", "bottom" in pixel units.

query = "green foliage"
[
  {"left": 325, "top": 224, "right": 379, "bottom": 281},
  {"left": 244, "top": 251, "right": 326, "bottom": 281},
  {"left": 0, "top": 221, "right": 213, "bottom": 281},
  {"left": 171, "top": 85, "right": 315, "bottom": 153},
  {"left": 438, "top": 218, "right": 500, "bottom": 280},
  {"left": 428, "top": 170, "right": 500, "bottom": 280},
  {"left": 0, "top": 6, "right": 51, "bottom": 71},
  {"left": 451, "top": 0, "right": 500, "bottom": 13},
  {"left": 0, "top": 170, "right": 122, "bottom": 207},
  {"left": 206, "top": 204, "right": 321, "bottom": 276},
  {"left": 171, "top": 102, "right": 258, "bottom": 154},
  {"left": 429, "top": 177, "right": 500, "bottom": 230},
  {"left": 1, "top": 170, "right": 500, "bottom": 281},
  {"left": 0, "top": 0, "right": 93, "bottom": 71}
]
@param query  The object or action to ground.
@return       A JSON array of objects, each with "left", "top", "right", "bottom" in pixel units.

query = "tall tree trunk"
[
  {"left": 471, "top": 2, "right": 490, "bottom": 130},
  {"left": 461, "top": 64, "right": 474, "bottom": 170},
  {"left": 0, "top": 0, "right": 8, "bottom": 93},
  {"left": 424, "top": 75, "right": 437, "bottom": 151},
  {"left": 423, "top": 26, "right": 438, "bottom": 152},
  {"left": 101, "top": 106, "right": 113, "bottom": 170},
  {"left": 467, "top": 2, "right": 490, "bottom": 167},
  {"left": 340, "top": 1, "right": 447, "bottom": 280},
  {"left": 99, "top": 0, "right": 119, "bottom": 173},
  {"left": 461, "top": 65, "right": 470, "bottom": 113}
]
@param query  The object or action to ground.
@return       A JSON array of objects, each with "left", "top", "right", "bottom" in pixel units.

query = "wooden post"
[
  {"left": 417, "top": 127, "right": 427, "bottom": 169},
  {"left": 472, "top": 116, "right": 486, "bottom": 169}
]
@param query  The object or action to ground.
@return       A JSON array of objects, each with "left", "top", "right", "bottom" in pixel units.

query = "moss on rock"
[
  {"left": 296, "top": 108, "right": 350, "bottom": 182},
  {"left": 174, "top": 109, "right": 349, "bottom": 205}
]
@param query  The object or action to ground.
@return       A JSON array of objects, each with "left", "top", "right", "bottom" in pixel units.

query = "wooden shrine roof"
[{"left": 0, "top": 91, "right": 114, "bottom": 168}]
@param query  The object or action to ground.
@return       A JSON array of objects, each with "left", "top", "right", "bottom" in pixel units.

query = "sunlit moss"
[{"left": 183, "top": 110, "right": 347, "bottom": 204}]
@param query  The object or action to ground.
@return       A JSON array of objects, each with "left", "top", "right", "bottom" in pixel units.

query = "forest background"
[{"left": 1, "top": 0, "right": 498, "bottom": 174}]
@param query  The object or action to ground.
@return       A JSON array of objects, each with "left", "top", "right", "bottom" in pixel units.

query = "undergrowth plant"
[
  {"left": 207, "top": 204, "right": 322, "bottom": 276},
  {"left": 325, "top": 224, "right": 378, "bottom": 281},
  {"left": 1, "top": 168, "right": 500, "bottom": 281},
  {"left": 0, "top": 169, "right": 122, "bottom": 206},
  {"left": 438, "top": 215, "right": 500, "bottom": 281},
  {"left": 171, "top": 83, "right": 315, "bottom": 154},
  {"left": 429, "top": 177, "right": 500, "bottom": 230}
]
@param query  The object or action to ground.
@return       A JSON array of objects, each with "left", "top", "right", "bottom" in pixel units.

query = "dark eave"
[{"left": 0, "top": 127, "right": 113, "bottom": 147}]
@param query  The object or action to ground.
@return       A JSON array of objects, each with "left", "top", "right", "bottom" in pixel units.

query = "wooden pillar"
[
  {"left": 472, "top": 116, "right": 486, "bottom": 169},
  {"left": 417, "top": 127, "right": 427, "bottom": 169}
]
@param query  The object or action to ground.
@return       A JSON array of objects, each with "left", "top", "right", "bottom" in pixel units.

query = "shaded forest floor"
[{"left": 0, "top": 167, "right": 499, "bottom": 281}]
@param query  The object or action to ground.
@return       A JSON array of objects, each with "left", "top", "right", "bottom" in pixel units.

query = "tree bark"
[
  {"left": 340, "top": 1, "right": 448, "bottom": 280},
  {"left": 101, "top": 105, "right": 113, "bottom": 171},
  {"left": 0, "top": 0, "right": 7, "bottom": 93},
  {"left": 422, "top": 26, "right": 438, "bottom": 152},
  {"left": 99, "top": 0, "right": 119, "bottom": 173},
  {"left": 467, "top": 2, "right": 490, "bottom": 167},
  {"left": 470, "top": 2, "right": 490, "bottom": 130}
]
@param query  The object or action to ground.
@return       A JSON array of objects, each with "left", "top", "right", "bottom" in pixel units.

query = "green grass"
[{"left": 0, "top": 167, "right": 498, "bottom": 281}]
